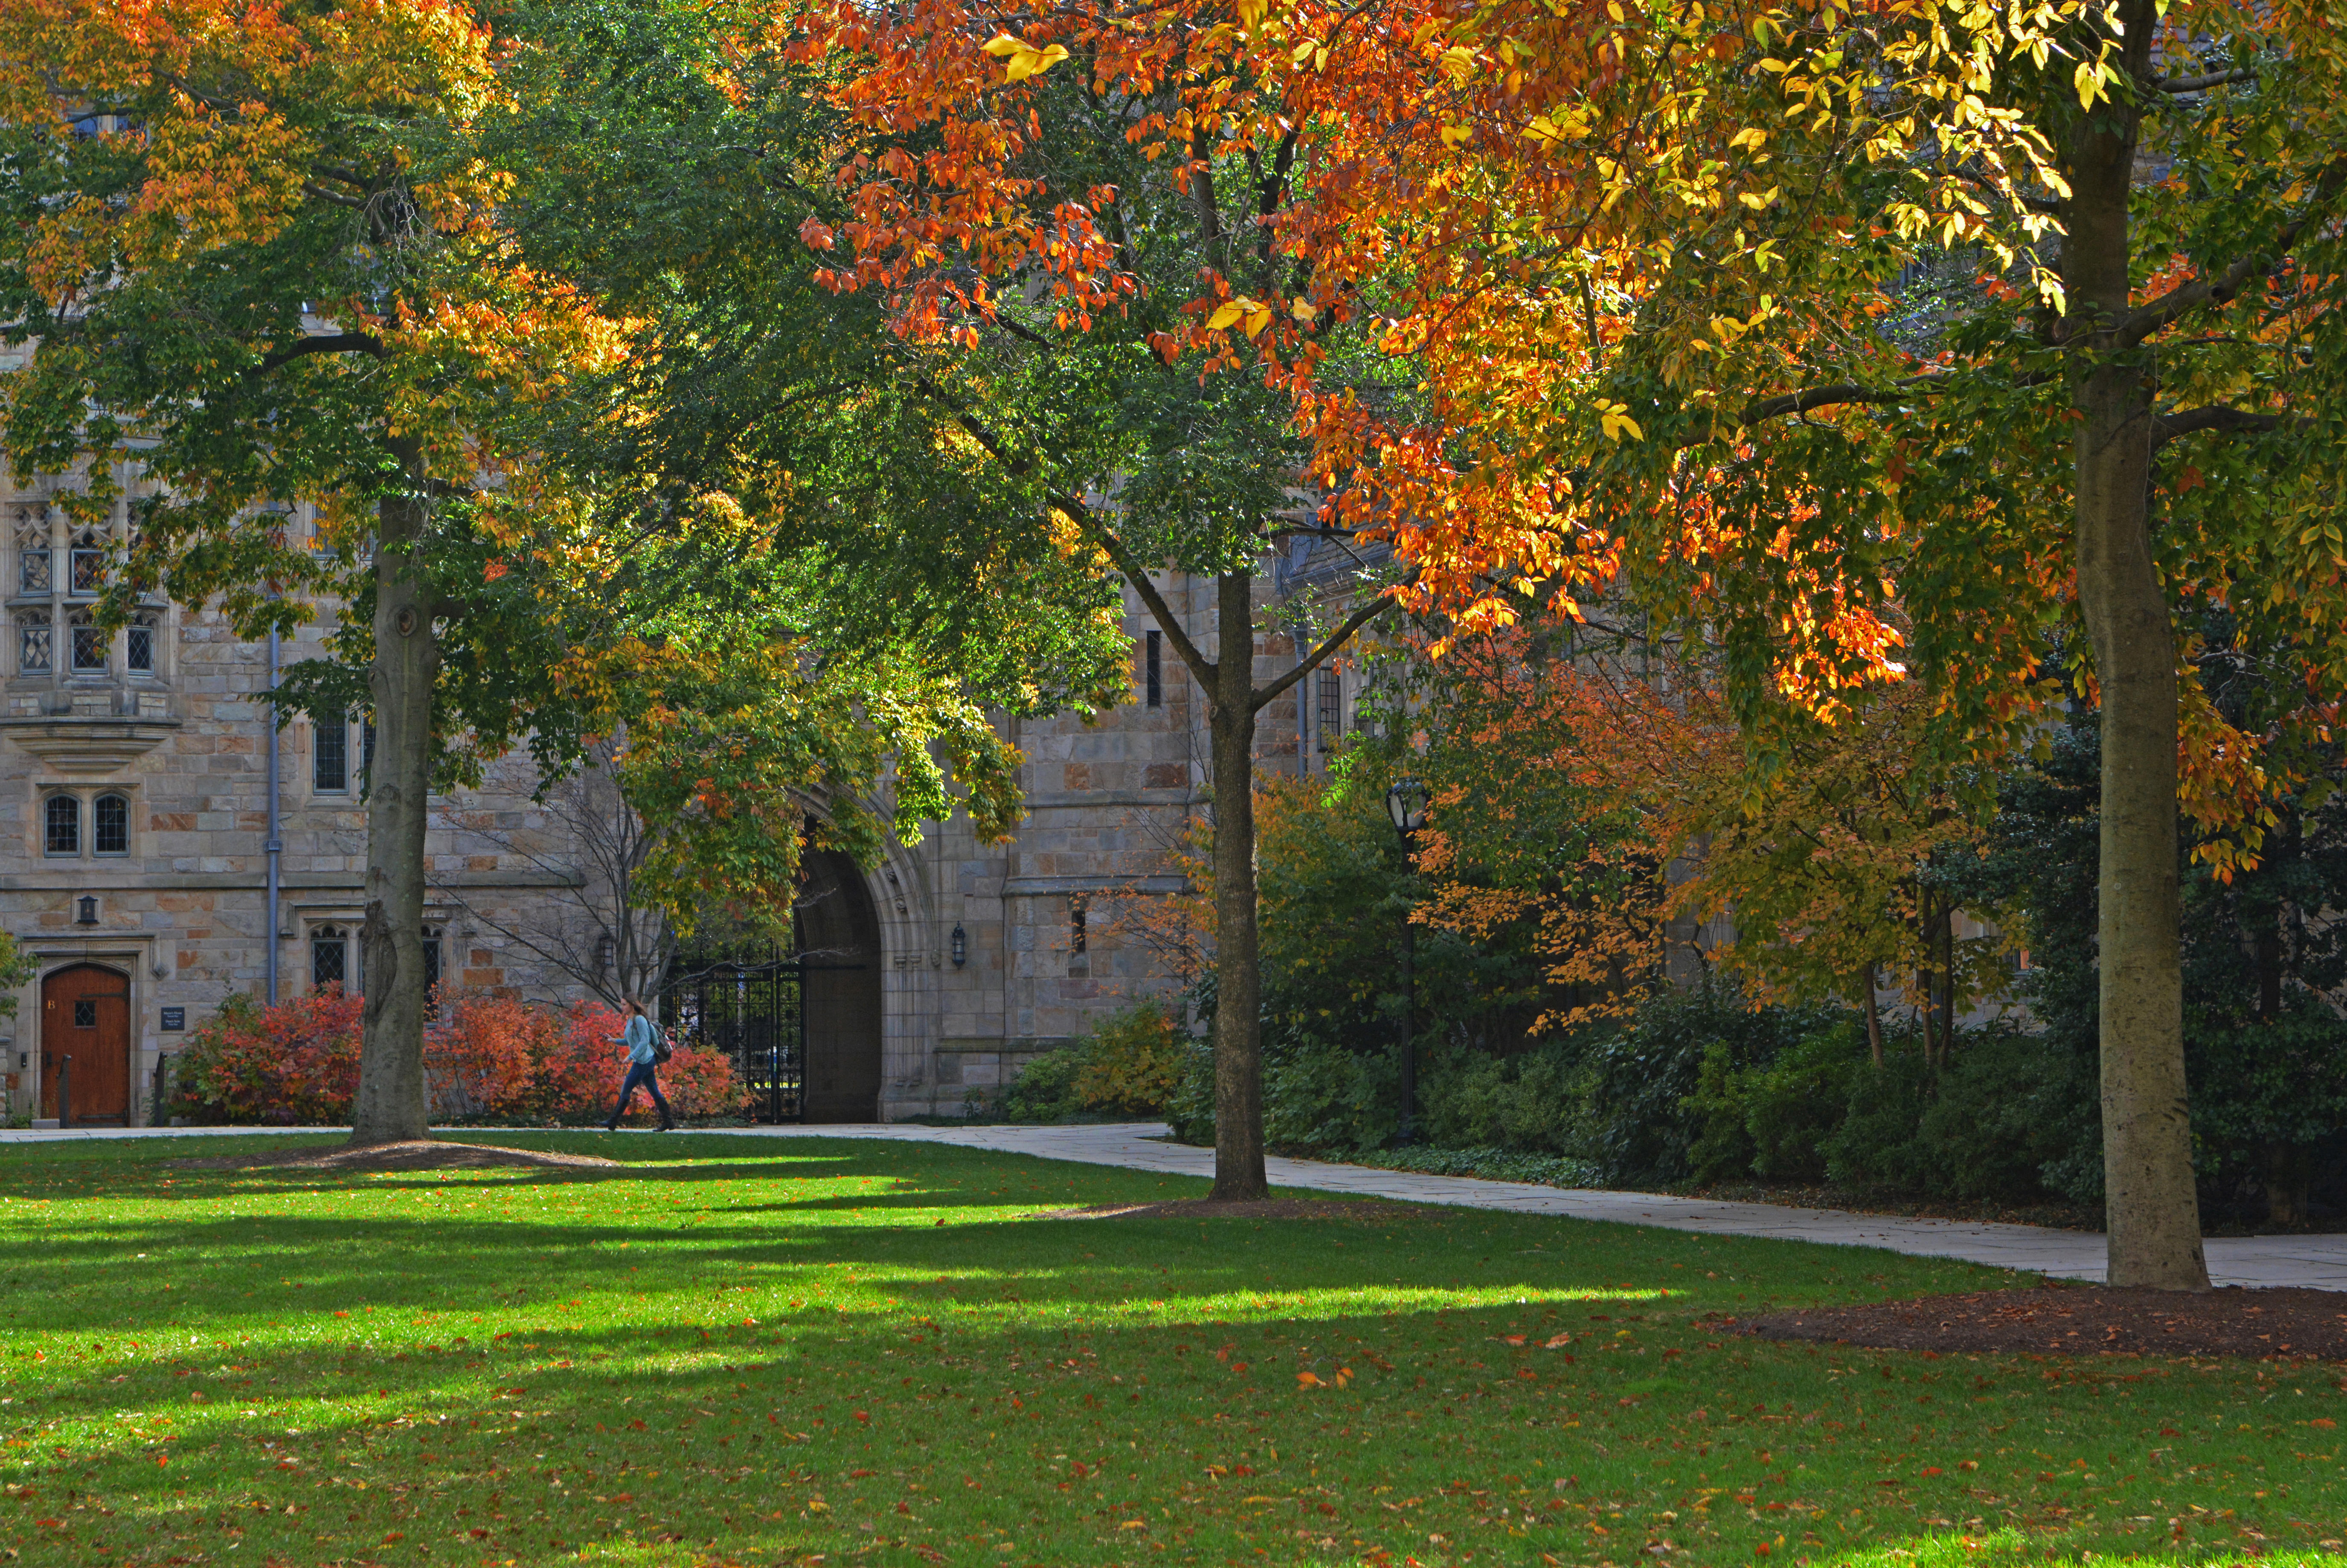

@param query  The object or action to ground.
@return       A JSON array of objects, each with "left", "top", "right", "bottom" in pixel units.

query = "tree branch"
[
  {"left": 903, "top": 374, "right": 1219, "bottom": 692},
  {"left": 301, "top": 181, "right": 369, "bottom": 211},
  {"left": 1261, "top": 522, "right": 1373, "bottom": 541},
  {"left": 1056, "top": 493, "right": 1219, "bottom": 691},
  {"left": 1250, "top": 591, "right": 1392, "bottom": 714},
  {"left": 2151, "top": 405, "right": 2302, "bottom": 450},
  {"left": 1743, "top": 377, "right": 1934, "bottom": 424},
  {"left": 255, "top": 333, "right": 385, "bottom": 374},
  {"left": 2117, "top": 156, "right": 2347, "bottom": 349},
  {"left": 2156, "top": 68, "right": 2255, "bottom": 93}
]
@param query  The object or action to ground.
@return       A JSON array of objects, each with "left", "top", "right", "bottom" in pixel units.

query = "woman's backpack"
[{"left": 650, "top": 1021, "right": 674, "bottom": 1066}]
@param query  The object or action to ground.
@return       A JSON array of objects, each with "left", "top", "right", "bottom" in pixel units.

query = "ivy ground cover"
[{"left": 1, "top": 1133, "right": 2340, "bottom": 1568}]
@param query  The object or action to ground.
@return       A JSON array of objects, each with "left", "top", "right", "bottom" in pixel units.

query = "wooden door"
[{"left": 42, "top": 964, "right": 130, "bottom": 1125}]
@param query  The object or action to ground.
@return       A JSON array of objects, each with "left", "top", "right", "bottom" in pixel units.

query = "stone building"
[{"left": 0, "top": 462, "right": 1376, "bottom": 1127}]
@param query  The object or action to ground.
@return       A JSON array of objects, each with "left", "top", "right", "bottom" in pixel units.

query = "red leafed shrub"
[
  {"left": 424, "top": 992, "right": 559, "bottom": 1121},
  {"left": 532, "top": 1001, "right": 627, "bottom": 1120},
  {"left": 168, "top": 987, "right": 363, "bottom": 1125},
  {"left": 170, "top": 988, "right": 752, "bottom": 1125},
  {"left": 534, "top": 1002, "right": 751, "bottom": 1121},
  {"left": 657, "top": 1041, "right": 754, "bottom": 1120}
]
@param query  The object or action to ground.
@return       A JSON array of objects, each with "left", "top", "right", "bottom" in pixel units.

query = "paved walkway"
[{"left": 8, "top": 1120, "right": 2344, "bottom": 1291}]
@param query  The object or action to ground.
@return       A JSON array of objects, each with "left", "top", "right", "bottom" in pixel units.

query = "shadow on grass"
[{"left": 3, "top": 1137, "right": 2292, "bottom": 1568}]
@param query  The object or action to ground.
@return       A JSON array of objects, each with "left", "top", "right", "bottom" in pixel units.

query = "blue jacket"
[{"left": 622, "top": 1013, "right": 658, "bottom": 1066}]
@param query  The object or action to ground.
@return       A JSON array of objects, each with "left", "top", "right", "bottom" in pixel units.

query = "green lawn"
[{"left": 1, "top": 1132, "right": 2340, "bottom": 1568}]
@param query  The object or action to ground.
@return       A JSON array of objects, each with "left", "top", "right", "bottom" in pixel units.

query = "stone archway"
[{"left": 795, "top": 848, "right": 884, "bottom": 1122}]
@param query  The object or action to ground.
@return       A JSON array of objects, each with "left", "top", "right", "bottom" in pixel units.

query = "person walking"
[{"left": 603, "top": 996, "right": 675, "bottom": 1132}]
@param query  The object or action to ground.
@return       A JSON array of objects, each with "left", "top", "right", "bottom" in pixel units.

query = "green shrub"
[
  {"left": 1817, "top": 1029, "right": 2099, "bottom": 1203},
  {"left": 1684, "top": 1023, "right": 1869, "bottom": 1184},
  {"left": 1580, "top": 988, "right": 1846, "bottom": 1188},
  {"left": 1165, "top": 1037, "right": 1217, "bottom": 1144},
  {"left": 1342, "top": 1144, "right": 1600, "bottom": 1187},
  {"left": 1822, "top": 1048, "right": 1932, "bottom": 1191},
  {"left": 1914, "top": 1028, "right": 2100, "bottom": 1201},
  {"left": 995, "top": 1046, "right": 1086, "bottom": 1123},
  {"left": 1417, "top": 1041, "right": 1586, "bottom": 1156},
  {"left": 994, "top": 1002, "right": 1193, "bottom": 1124},
  {"left": 1069, "top": 1003, "right": 1188, "bottom": 1115}
]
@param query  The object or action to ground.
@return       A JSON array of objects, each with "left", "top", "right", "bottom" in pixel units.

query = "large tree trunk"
[
  {"left": 348, "top": 465, "right": 442, "bottom": 1146},
  {"left": 2068, "top": 8, "right": 2210, "bottom": 1289},
  {"left": 1208, "top": 570, "right": 1269, "bottom": 1201}
]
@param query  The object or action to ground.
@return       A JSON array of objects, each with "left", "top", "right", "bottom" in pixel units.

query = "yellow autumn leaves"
[
  {"left": 982, "top": 33, "right": 1069, "bottom": 83},
  {"left": 1206, "top": 296, "right": 1316, "bottom": 337}
]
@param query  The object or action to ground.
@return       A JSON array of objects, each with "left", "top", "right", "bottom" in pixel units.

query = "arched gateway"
[{"left": 795, "top": 848, "right": 884, "bottom": 1121}]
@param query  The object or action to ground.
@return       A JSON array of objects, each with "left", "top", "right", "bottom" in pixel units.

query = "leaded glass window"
[
  {"left": 19, "top": 610, "right": 49, "bottom": 673},
  {"left": 68, "top": 610, "right": 105, "bottom": 672},
  {"left": 69, "top": 531, "right": 103, "bottom": 595},
  {"left": 94, "top": 793, "right": 129, "bottom": 856},
  {"left": 311, "top": 925, "right": 348, "bottom": 990},
  {"left": 314, "top": 718, "right": 348, "bottom": 792},
  {"left": 1315, "top": 667, "right": 1343, "bottom": 751},
  {"left": 43, "top": 795, "right": 77, "bottom": 856}
]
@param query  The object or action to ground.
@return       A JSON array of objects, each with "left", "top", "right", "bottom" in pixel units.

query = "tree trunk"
[
  {"left": 348, "top": 465, "right": 442, "bottom": 1146},
  {"left": 2263, "top": 1144, "right": 2309, "bottom": 1229},
  {"left": 1208, "top": 570, "right": 1269, "bottom": 1201},
  {"left": 2068, "top": 10, "right": 2210, "bottom": 1289}
]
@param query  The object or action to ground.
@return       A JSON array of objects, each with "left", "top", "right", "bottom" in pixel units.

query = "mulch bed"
[
  {"left": 1741, "top": 1282, "right": 2347, "bottom": 1360},
  {"left": 163, "top": 1139, "right": 619, "bottom": 1173},
  {"left": 1039, "top": 1198, "right": 1423, "bottom": 1223}
]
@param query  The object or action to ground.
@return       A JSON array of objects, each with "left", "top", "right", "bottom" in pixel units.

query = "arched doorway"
[
  {"left": 42, "top": 964, "right": 130, "bottom": 1126},
  {"left": 795, "top": 848, "right": 883, "bottom": 1122}
]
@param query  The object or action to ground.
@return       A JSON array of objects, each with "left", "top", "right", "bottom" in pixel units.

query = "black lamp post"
[{"left": 1385, "top": 777, "right": 1431, "bottom": 1144}]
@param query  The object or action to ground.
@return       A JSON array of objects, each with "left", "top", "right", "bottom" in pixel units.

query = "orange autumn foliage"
[{"left": 169, "top": 990, "right": 749, "bottom": 1124}]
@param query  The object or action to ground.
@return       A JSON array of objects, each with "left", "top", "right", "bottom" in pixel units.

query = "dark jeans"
[{"left": 611, "top": 1061, "right": 671, "bottom": 1122}]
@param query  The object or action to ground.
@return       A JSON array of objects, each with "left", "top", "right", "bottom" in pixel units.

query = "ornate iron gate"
[{"left": 660, "top": 946, "right": 805, "bottom": 1124}]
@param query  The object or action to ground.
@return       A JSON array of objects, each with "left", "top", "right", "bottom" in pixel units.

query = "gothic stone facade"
[{"left": 0, "top": 468, "right": 1361, "bottom": 1124}]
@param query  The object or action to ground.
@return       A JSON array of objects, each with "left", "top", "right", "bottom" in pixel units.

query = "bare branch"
[{"left": 1250, "top": 591, "right": 1393, "bottom": 714}]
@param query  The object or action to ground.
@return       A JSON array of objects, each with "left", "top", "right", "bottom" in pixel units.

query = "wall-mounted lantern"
[
  {"left": 950, "top": 924, "right": 967, "bottom": 967},
  {"left": 74, "top": 894, "right": 98, "bottom": 927}
]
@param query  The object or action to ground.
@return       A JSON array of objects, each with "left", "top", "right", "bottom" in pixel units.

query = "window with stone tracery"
[
  {"left": 67, "top": 608, "right": 105, "bottom": 672},
  {"left": 312, "top": 925, "right": 350, "bottom": 990},
  {"left": 18, "top": 609, "right": 49, "bottom": 674},
  {"left": 8, "top": 489, "right": 177, "bottom": 707},
  {"left": 127, "top": 612, "right": 156, "bottom": 673},
  {"left": 68, "top": 528, "right": 104, "bottom": 596},
  {"left": 17, "top": 517, "right": 48, "bottom": 595}
]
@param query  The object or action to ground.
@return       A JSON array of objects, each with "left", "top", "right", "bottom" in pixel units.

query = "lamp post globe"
[{"left": 1386, "top": 777, "right": 1430, "bottom": 839}]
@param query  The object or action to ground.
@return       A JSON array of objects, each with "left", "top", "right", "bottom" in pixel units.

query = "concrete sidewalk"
[{"left": 8, "top": 1119, "right": 2344, "bottom": 1291}]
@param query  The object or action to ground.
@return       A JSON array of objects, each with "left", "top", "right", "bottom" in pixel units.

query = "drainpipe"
[{"left": 264, "top": 624, "right": 282, "bottom": 1003}]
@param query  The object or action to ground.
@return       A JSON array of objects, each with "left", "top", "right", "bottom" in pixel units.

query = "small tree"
[{"left": 438, "top": 740, "right": 674, "bottom": 1009}]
